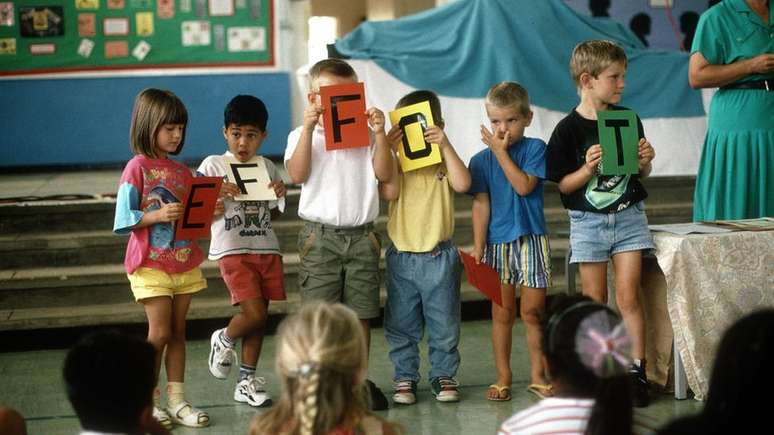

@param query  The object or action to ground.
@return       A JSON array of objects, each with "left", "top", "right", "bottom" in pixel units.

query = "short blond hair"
[
  {"left": 569, "top": 40, "right": 627, "bottom": 86},
  {"left": 308, "top": 58, "right": 357, "bottom": 92},
  {"left": 485, "top": 81, "right": 531, "bottom": 116}
]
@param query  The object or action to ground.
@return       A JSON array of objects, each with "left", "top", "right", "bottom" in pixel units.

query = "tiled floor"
[{"left": 0, "top": 320, "right": 702, "bottom": 434}]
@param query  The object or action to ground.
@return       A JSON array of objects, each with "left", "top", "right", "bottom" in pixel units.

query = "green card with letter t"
[{"left": 597, "top": 110, "right": 639, "bottom": 175}]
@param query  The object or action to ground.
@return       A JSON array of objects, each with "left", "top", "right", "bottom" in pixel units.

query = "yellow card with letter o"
[{"left": 389, "top": 101, "right": 442, "bottom": 172}]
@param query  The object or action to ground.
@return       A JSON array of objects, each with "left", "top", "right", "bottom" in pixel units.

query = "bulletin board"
[{"left": 0, "top": 0, "right": 274, "bottom": 76}]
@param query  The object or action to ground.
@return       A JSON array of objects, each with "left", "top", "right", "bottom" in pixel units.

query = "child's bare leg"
[
  {"left": 165, "top": 293, "right": 193, "bottom": 382},
  {"left": 579, "top": 262, "right": 608, "bottom": 303},
  {"left": 142, "top": 296, "right": 173, "bottom": 381},
  {"left": 520, "top": 286, "right": 548, "bottom": 386},
  {"left": 229, "top": 298, "right": 268, "bottom": 367},
  {"left": 612, "top": 250, "right": 645, "bottom": 360},
  {"left": 490, "top": 283, "right": 517, "bottom": 397}
]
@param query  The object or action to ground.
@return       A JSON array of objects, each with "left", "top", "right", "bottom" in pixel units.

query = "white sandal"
[
  {"left": 167, "top": 401, "right": 210, "bottom": 427},
  {"left": 152, "top": 406, "right": 173, "bottom": 430}
]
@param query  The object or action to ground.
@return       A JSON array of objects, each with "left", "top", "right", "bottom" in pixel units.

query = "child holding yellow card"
[{"left": 380, "top": 90, "right": 471, "bottom": 405}]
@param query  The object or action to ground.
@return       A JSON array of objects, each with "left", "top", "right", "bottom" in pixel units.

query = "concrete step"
[
  {"left": 0, "top": 176, "right": 695, "bottom": 234},
  {"left": 0, "top": 240, "right": 573, "bottom": 309},
  {"left": 0, "top": 202, "right": 693, "bottom": 269}
]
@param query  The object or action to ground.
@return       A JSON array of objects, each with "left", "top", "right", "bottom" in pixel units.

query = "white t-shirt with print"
[{"left": 197, "top": 152, "right": 283, "bottom": 260}]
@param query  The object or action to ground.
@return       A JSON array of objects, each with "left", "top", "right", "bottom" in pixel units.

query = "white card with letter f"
[{"left": 225, "top": 155, "right": 277, "bottom": 201}]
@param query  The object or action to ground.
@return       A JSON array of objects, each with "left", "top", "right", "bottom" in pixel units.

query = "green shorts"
[{"left": 297, "top": 220, "right": 381, "bottom": 319}]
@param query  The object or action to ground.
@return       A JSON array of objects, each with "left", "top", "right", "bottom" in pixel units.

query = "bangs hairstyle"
[
  {"left": 569, "top": 40, "right": 627, "bottom": 86},
  {"left": 396, "top": 90, "right": 444, "bottom": 125},
  {"left": 485, "top": 81, "right": 531, "bottom": 116},
  {"left": 224, "top": 95, "right": 269, "bottom": 132},
  {"left": 308, "top": 58, "right": 357, "bottom": 91},
  {"left": 129, "top": 88, "right": 188, "bottom": 158}
]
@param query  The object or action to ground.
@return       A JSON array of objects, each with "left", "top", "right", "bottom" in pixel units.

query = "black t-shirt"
[{"left": 546, "top": 105, "right": 648, "bottom": 213}]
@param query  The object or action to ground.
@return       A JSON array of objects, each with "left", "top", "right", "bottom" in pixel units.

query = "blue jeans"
[{"left": 384, "top": 240, "right": 461, "bottom": 383}]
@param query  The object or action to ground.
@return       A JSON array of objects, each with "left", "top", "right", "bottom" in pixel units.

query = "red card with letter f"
[
  {"left": 319, "top": 82, "right": 369, "bottom": 151},
  {"left": 175, "top": 176, "right": 223, "bottom": 240}
]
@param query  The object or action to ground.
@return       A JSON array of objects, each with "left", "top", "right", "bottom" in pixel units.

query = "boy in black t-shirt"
[{"left": 546, "top": 40, "right": 656, "bottom": 407}]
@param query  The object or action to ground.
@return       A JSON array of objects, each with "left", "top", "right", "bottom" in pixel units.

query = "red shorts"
[{"left": 217, "top": 254, "right": 286, "bottom": 305}]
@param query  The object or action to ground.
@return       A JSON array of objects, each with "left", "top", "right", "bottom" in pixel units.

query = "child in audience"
[
  {"left": 63, "top": 330, "right": 169, "bottom": 435},
  {"left": 658, "top": 309, "right": 774, "bottom": 435},
  {"left": 545, "top": 40, "right": 656, "bottom": 407},
  {"left": 249, "top": 302, "right": 401, "bottom": 435},
  {"left": 284, "top": 58, "right": 393, "bottom": 409},
  {"left": 113, "top": 88, "right": 210, "bottom": 428},
  {"left": 380, "top": 90, "right": 471, "bottom": 404},
  {"left": 498, "top": 295, "right": 657, "bottom": 435},
  {"left": 469, "top": 82, "right": 552, "bottom": 401},
  {"left": 197, "top": 95, "right": 287, "bottom": 408}
]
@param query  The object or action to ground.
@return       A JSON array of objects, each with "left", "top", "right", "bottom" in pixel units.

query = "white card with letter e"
[{"left": 225, "top": 155, "right": 276, "bottom": 201}]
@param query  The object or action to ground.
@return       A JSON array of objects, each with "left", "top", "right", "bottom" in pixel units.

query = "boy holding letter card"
[
  {"left": 546, "top": 40, "right": 656, "bottom": 407},
  {"left": 597, "top": 109, "right": 639, "bottom": 175},
  {"left": 197, "top": 95, "right": 287, "bottom": 408},
  {"left": 380, "top": 90, "right": 470, "bottom": 405},
  {"left": 284, "top": 58, "right": 393, "bottom": 410}
]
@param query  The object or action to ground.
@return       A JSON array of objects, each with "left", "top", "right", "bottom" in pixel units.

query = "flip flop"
[
  {"left": 486, "top": 384, "right": 512, "bottom": 401},
  {"left": 526, "top": 383, "right": 553, "bottom": 399}
]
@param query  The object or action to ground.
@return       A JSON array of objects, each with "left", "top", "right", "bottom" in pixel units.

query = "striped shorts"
[{"left": 483, "top": 234, "right": 551, "bottom": 288}]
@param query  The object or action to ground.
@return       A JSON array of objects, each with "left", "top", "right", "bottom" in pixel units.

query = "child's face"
[
  {"left": 223, "top": 123, "right": 267, "bottom": 162},
  {"left": 485, "top": 104, "right": 532, "bottom": 143},
  {"left": 308, "top": 71, "right": 357, "bottom": 107},
  {"left": 587, "top": 61, "right": 626, "bottom": 106},
  {"left": 155, "top": 123, "right": 184, "bottom": 157}
]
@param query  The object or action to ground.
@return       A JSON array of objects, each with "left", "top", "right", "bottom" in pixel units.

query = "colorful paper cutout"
[
  {"left": 136, "top": 12, "right": 154, "bottom": 36},
  {"left": 107, "top": 0, "right": 125, "bottom": 9},
  {"left": 0, "top": 38, "right": 16, "bottom": 55},
  {"left": 459, "top": 250, "right": 503, "bottom": 307},
  {"left": 175, "top": 176, "right": 223, "bottom": 240},
  {"left": 104, "top": 17, "right": 129, "bottom": 36},
  {"left": 77, "top": 38, "right": 94, "bottom": 57},
  {"left": 389, "top": 101, "right": 443, "bottom": 172},
  {"left": 0, "top": 3, "right": 14, "bottom": 26},
  {"left": 227, "top": 26, "right": 265, "bottom": 52},
  {"left": 209, "top": 0, "right": 234, "bottom": 16},
  {"left": 132, "top": 40, "right": 151, "bottom": 60},
  {"left": 157, "top": 0, "right": 175, "bottom": 19},
  {"left": 75, "top": 0, "right": 99, "bottom": 10},
  {"left": 29, "top": 43, "right": 56, "bottom": 55},
  {"left": 181, "top": 20, "right": 210, "bottom": 46},
  {"left": 319, "top": 82, "right": 369, "bottom": 151},
  {"left": 105, "top": 40, "right": 128, "bottom": 58},
  {"left": 225, "top": 155, "right": 277, "bottom": 201},
  {"left": 20, "top": 7, "right": 64, "bottom": 37},
  {"left": 597, "top": 110, "right": 640, "bottom": 176},
  {"left": 78, "top": 13, "right": 96, "bottom": 37}
]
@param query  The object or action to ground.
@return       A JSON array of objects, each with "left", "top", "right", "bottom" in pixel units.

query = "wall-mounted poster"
[
  {"left": 0, "top": 3, "right": 13, "bottom": 26},
  {"left": 20, "top": 7, "right": 64, "bottom": 37}
]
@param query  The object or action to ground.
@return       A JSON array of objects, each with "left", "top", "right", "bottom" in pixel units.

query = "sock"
[
  {"left": 166, "top": 382, "right": 186, "bottom": 409},
  {"left": 153, "top": 386, "right": 162, "bottom": 408},
  {"left": 219, "top": 329, "right": 236, "bottom": 348},
  {"left": 239, "top": 364, "right": 256, "bottom": 382}
]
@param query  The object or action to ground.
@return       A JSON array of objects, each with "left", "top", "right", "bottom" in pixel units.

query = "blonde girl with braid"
[{"left": 250, "top": 302, "right": 401, "bottom": 435}]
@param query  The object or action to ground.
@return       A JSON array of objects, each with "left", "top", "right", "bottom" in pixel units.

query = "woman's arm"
[{"left": 689, "top": 51, "right": 774, "bottom": 89}]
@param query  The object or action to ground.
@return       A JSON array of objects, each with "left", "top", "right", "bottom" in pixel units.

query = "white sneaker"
[
  {"left": 208, "top": 328, "right": 236, "bottom": 379},
  {"left": 234, "top": 375, "right": 272, "bottom": 407},
  {"left": 167, "top": 401, "right": 210, "bottom": 428},
  {"left": 152, "top": 406, "right": 172, "bottom": 430}
]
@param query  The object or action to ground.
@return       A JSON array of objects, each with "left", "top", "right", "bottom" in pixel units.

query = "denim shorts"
[{"left": 569, "top": 201, "right": 654, "bottom": 263}]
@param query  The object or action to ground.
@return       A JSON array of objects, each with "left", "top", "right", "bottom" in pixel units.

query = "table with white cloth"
[{"left": 642, "top": 230, "right": 774, "bottom": 400}]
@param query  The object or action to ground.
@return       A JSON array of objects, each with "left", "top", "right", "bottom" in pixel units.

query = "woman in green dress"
[{"left": 688, "top": 0, "right": 774, "bottom": 221}]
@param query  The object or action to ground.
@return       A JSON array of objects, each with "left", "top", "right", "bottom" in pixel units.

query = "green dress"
[{"left": 691, "top": 0, "right": 774, "bottom": 221}]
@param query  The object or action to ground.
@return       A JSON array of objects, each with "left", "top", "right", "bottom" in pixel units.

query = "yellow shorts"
[{"left": 127, "top": 267, "right": 207, "bottom": 302}]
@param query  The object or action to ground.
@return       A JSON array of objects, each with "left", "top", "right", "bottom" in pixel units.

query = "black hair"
[
  {"left": 63, "top": 330, "right": 156, "bottom": 433},
  {"left": 395, "top": 90, "right": 444, "bottom": 126},
  {"left": 542, "top": 294, "right": 633, "bottom": 435},
  {"left": 224, "top": 95, "right": 269, "bottom": 132}
]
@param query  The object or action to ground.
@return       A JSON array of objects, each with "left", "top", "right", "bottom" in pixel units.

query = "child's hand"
[
  {"left": 156, "top": 203, "right": 184, "bottom": 222},
  {"left": 583, "top": 144, "right": 602, "bottom": 175},
  {"left": 480, "top": 124, "right": 509, "bottom": 154},
  {"left": 472, "top": 246, "right": 484, "bottom": 265},
  {"left": 637, "top": 138, "right": 655, "bottom": 169},
  {"left": 214, "top": 198, "right": 226, "bottom": 216},
  {"left": 303, "top": 102, "right": 323, "bottom": 130},
  {"left": 386, "top": 124, "right": 403, "bottom": 152},
  {"left": 424, "top": 125, "right": 451, "bottom": 150},
  {"left": 220, "top": 182, "right": 241, "bottom": 198},
  {"left": 269, "top": 180, "right": 286, "bottom": 198},
  {"left": 367, "top": 107, "right": 386, "bottom": 135}
]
